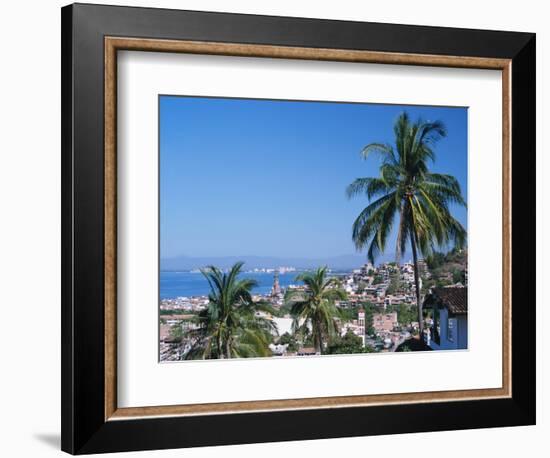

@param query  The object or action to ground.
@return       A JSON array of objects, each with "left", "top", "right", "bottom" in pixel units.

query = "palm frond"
[
  {"left": 360, "top": 142, "right": 398, "bottom": 166},
  {"left": 346, "top": 177, "right": 393, "bottom": 200},
  {"left": 352, "top": 194, "right": 397, "bottom": 257}
]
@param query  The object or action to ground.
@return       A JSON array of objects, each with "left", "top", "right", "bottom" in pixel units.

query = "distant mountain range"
[{"left": 160, "top": 254, "right": 374, "bottom": 271}]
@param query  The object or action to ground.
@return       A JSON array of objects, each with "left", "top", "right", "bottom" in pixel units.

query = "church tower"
[
  {"left": 358, "top": 308, "right": 366, "bottom": 346},
  {"left": 271, "top": 270, "right": 282, "bottom": 297}
]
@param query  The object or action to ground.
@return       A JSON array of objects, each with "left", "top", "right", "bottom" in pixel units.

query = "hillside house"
[{"left": 423, "top": 287, "right": 468, "bottom": 350}]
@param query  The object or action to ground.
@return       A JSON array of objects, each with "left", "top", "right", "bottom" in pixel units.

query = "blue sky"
[{"left": 160, "top": 96, "right": 467, "bottom": 261}]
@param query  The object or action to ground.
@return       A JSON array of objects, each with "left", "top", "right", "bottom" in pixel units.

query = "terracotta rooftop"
[
  {"left": 424, "top": 287, "right": 468, "bottom": 315},
  {"left": 297, "top": 347, "right": 317, "bottom": 355}
]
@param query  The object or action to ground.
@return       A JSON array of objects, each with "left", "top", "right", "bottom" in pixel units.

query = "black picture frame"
[{"left": 61, "top": 3, "right": 536, "bottom": 454}]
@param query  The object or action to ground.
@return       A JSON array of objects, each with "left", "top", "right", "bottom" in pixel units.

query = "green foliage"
[
  {"left": 386, "top": 303, "right": 417, "bottom": 327},
  {"left": 326, "top": 330, "right": 374, "bottom": 355},
  {"left": 372, "top": 274, "right": 384, "bottom": 285},
  {"left": 452, "top": 268, "right": 464, "bottom": 284},
  {"left": 169, "top": 325, "right": 184, "bottom": 341},
  {"left": 346, "top": 112, "right": 466, "bottom": 264},
  {"left": 184, "top": 262, "right": 276, "bottom": 360},
  {"left": 285, "top": 267, "right": 346, "bottom": 354},
  {"left": 426, "top": 249, "right": 467, "bottom": 287},
  {"left": 426, "top": 251, "right": 446, "bottom": 269},
  {"left": 421, "top": 277, "right": 436, "bottom": 294},
  {"left": 337, "top": 307, "right": 358, "bottom": 321},
  {"left": 160, "top": 309, "right": 196, "bottom": 316},
  {"left": 301, "top": 331, "right": 314, "bottom": 348},
  {"left": 277, "top": 332, "right": 299, "bottom": 352},
  {"left": 386, "top": 271, "right": 403, "bottom": 295},
  {"left": 356, "top": 280, "right": 368, "bottom": 293}
]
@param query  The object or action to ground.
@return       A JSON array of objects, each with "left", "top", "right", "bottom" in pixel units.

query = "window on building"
[{"left": 447, "top": 318, "right": 456, "bottom": 343}]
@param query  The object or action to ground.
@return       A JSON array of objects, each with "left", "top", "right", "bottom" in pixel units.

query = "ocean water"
[{"left": 160, "top": 271, "right": 304, "bottom": 299}]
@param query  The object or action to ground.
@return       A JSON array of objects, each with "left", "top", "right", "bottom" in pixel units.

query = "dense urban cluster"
[{"left": 160, "top": 251, "right": 467, "bottom": 361}]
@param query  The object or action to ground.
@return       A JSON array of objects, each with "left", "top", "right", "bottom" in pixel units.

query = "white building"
[
  {"left": 272, "top": 317, "right": 294, "bottom": 336},
  {"left": 269, "top": 343, "right": 287, "bottom": 355},
  {"left": 270, "top": 316, "right": 310, "bottom": 336},
  {"left": 339, "top": 309, "right": 366, "bottom": 346}
]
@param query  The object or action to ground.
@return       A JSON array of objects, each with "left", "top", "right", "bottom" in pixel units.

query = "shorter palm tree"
[
  {"left": 285, "top": 267, "right": 346, "bottom": 355},
  {"left": 185, "top": 262, "right": 277, "bottom": 359}
]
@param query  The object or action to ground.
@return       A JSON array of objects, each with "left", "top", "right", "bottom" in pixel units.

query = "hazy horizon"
[{"left": 158, "top": 249, "right": 457, "bottom": 271}]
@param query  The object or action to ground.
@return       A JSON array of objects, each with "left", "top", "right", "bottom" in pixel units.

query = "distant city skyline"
[
  {"left": 160, "top": 253, "right": 425, "bottom": 271},
  {"left": 160, "top": 96, "right": 468, "bottom": 261}
]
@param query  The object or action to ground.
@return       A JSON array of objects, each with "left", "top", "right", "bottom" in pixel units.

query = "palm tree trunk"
[
  {"left": 216, "top": 333, "right": 224, "bottom": 359},
  {"left": 410, "top": 229, "right": 424, "bottom": 337},
  {"left": 314, "top": 323, "right": 322, "bottom": 355},
  {"left": 315, "top": 336, "right": 322, "bottom": 355},
  {"left": 225, "top": 339, "right": 231, "bottom": 359}
]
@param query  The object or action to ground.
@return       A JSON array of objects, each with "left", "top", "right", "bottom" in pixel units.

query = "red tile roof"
[{"left": 424, "top": 287, "right": 468, "bottom": 315}]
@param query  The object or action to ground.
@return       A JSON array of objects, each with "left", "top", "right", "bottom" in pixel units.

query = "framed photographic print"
[{"left": 61, "top": 3, "right": 536, "bottom": 454}]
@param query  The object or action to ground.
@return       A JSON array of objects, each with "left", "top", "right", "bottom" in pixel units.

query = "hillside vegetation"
[{"left": 422, "top": 248, "right": 467, "bottom": 292}]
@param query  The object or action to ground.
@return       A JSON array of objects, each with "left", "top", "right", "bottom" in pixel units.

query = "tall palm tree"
[
  {"left": 285, "top": 267, "right": 346, "bottom": 354},
  {"left": 185, "top": 262, "right": 276, "bottom": 359},
  {"left": 346, "top": 112, "right": 466, "bottom": 335}
]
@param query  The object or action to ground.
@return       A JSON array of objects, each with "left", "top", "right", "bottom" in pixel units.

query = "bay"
[{"left": 160, "top": 271, "right": 303, "bottom": 299}]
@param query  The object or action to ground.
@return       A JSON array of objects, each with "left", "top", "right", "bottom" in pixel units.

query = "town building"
[
  {"left": 417, "top": 258, "right": 428, "bottom": 275},
  {"left": 340, "top": 308, "right": 366, "bottom": 345},
  {"left": 270, "top": 270, "right": 282, "bottom": 298},
  {"left": 160, "top": 324, "right": 184, "bottom": 361},
  {"left": 372, "top": 312, "right": 398, "bottom": 333},
  {"left": 269, "top": 343, "right": 287, "bottom": 356},
  {"left": 423, "top": 287, "right": 468, "bottom": 350},
  {"left": 297, "top": 347, "right": 318, "bottom": 356},
  {"left": 357, "top": 308, "right": 366, "bottom": 344}
]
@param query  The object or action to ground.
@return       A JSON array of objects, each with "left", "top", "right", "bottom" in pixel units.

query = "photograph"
[
  {"left": 159, "top": 96, "right": 468, "bottom": 362},
  {"left": 55, "top": 3, "right": 537, "bottom": 454}
]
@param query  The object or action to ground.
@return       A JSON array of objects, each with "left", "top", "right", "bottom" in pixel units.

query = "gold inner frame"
[{"left": 104, "top": 37, "right": 512, "bottom": 421}]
